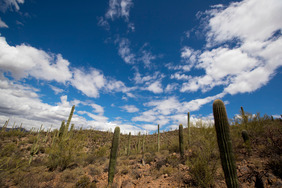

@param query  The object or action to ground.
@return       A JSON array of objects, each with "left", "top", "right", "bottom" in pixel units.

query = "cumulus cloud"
[
  {"left": 121, "top": 105, "right": 139, "bottom": 113},
  {"left": 206, "top": 0, "right": 282, "bottom": 45},
  {"left": 106, "top": 0, "right": 133, "bottom": 21},
  {"left": 133, "top": 93, "right": 224, "bottom": 128},
  {"left": 0, "top": 79, "right": 76, "bottom": 129},
  {"left": 146, "top": 80, "right": 163, "bottom": 94},
  {"left": 118, "top": 38, "right": 136, "bottom": 64},
  {"left": 0, "top": 0, "right": 24, "bottom": 12},
  {"left": 180, "top": 0, "right": 282, "bottom": 95},
  {"left": 49, "top": 85, "right": 64, "bottom": 95},
  {"left": 71, "top": 68, "right": 105, "bottom": 98},
  {"left": 0, "top": 36, "right": 72, "bottom": 83}
]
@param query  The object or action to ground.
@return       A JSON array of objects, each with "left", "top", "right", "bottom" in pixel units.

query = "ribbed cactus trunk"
[
  {"left": 241, "top": 106, "right": 248, "bottom": 125},
  {"left": 65, "top": 105, "right": 75, "bottom": 132},
  {"left": 127, "top": 132, "right": 131, "bottom": 156},
  {"left": 59, "top": 120, "right": 65, "bottom": 138},
  {"left": 108, "top": 126, "right": 120, "bottom": 187},
  {"left": 157, "top": 124, "right": 160, "bottom": 152},
  {"left": 187, "top": 112, "right": 190, "bottom": 145},
  {"left": 137, "top": 132, "right": 141, "bottom": 153},
  {"left": 179, "top": 124, "right": 184, "bottom": 159},
  {"left": 142, "top": 134, "right": 145, "bottom": 165},
  {"left": 213, "top": 99, "right": 239, "bottom": 188}
]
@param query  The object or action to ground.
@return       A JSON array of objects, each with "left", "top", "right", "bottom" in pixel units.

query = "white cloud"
[
  {"left": 140, "top": 50, "right": 156, "bottom": 68},
  {"left": 206, "top": 0, "right": 282, "bottom": 45},
  {"left": 0, "top": 18, "right": 8, "bottom": 28},
  {"left": 0, "top": 0, "right": 24, "bottom": 12},
  {"left": 97, "top": 16, "right": 110, "bottom": 30},
  {"left": 90, "top": 103, "right": 104, "bottom": 115},
  {"left": 71, "top": 68, "right": 105, "bottom": 98},
  {"left": 121, "top": 105, "right": 139, "bottom": 113},
  {"left": 146, "top": 80, "right": 163, "bottom": 94},
  {"left": 170, "top": 73, "right": 191, "bottom": 80},
  {"left": 105, "top": 0, "right": 133, "bottom": 21},
  {"left": 49, "top": 85, "right": 64, "bottom": 95},
  {"left": 0, "top": 79, "right": 76, "bottom": 129},
  {"left": 118, "top": 38, "right": 135, "bottom": 64},
  {"left": 132, "top": 93, "right": 224, "bottom": 128},
  {"left": 165, "top": 83, "right": 178, "bottom": 93},
  {"left": 0, "top": 36, "right": 72, "bottom": 83},
  {"left": 180, "top": 0, "right": 282, "bottom": 95}
]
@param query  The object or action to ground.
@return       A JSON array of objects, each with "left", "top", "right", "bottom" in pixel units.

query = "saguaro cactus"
[
  {"left": 187, "top": 112, "right": 190, "bottom": 145},
  {"left": 127, "top": 132, "right": 131, "bottom": 156},
  {"left": 179, "top": 124, "right": 184, "bottom": 159},
  {"left": 213, "top": 99, "right": 239, "bottom": 188},
  {"left": 65, "top": 105, "right": 75, "bottom": 132},
  {"left": 241, "top": 106, "right": 248, "bottom": 124},
  {"left": 157, "top": 124, "right": 160, "bottom": 152},
  {"left": 108, "top": 126, "right": 120, "bottom": 187}
]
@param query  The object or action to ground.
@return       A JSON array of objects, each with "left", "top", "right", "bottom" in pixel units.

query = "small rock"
[{"left": 164, "top": 174, "right": 168, "bottom": 178}]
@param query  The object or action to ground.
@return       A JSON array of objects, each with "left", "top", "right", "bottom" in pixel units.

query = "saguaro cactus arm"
[{"left": 213, "top": 99, "right": 239, "bottom": 188}]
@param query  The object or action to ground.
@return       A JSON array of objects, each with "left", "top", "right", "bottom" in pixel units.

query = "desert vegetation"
[{"left": 0, "top": 101, "right": 281, "bottom": 188}]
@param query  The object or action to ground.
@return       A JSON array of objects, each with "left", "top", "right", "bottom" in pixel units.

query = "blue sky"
[{"left": 0, "top": 0, "right": 281, "bottom": 134}]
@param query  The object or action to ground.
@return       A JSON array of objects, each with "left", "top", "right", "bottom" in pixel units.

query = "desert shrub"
[
  {"left": 267, "top": 155, "right": 282, "bottom": 179},
  {"left": 88, "top": 165, "right": 102, "bottom": 176},
  {"left": 166, "top": 154, "right": 179, "bottom": 168},
  {"left": 186, "top": 123, "right": 219, "bottom": 188},
  {"left": 60, "top": 169, "right": 76, "bottom": 183},
  {"left": 159, "top": 166, "right": 175, "bottom": 176},
  {"left": 46, "top": 129, "right": 85, "bottom": 171},
  {"left": 75, "top": 175, "right": 90, "bottom": 188},
  {"left": 144, "top": 152, "right": 154, "bottom": 164}
]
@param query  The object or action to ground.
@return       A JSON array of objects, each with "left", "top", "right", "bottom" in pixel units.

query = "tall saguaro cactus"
[
  {"left": 127, "top": 132, "right": 131, "bottom": 156},
  {"left": 108, "top": 126, "right": 120, "bottom": 187},
  {"left": 241, "top": 106, "right": 248, "bottom": 125},
  {"left": 65, "top": 105, "right": 75, "bottom": 132},
  {"left": 213, "top": 99, "right": 239, "bottom": 188},
  {"left": 179, "top": 124, "right": 184, "bottom": 159},
  {"left": 157, "top": 124, "right": 160, "bottom": 152},
  {"left": 187, "top": 112, "right": 190, "bottom": 145}
]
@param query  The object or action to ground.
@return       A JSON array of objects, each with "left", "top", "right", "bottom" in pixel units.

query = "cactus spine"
[
  {"left": 108, "top": 126, "right": 120, "bottom": 187},
  {"left": 187, "top": 112, "right": 190, "bottom": 145},
  {"left": 127, "top": 132, "right": 131, "bottom": 156},
  {"left": 179, "top": 124, "right": 184, "bottom": 158},
  {"left": 157, "top": 124, "right": 160, "bottom": 152},
  {"left": 213, "top": 99, "right": 239, "bottom": 188}
]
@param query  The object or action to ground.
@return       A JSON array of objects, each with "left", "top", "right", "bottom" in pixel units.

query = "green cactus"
[
  {"left": 179, "top": 124, "right": 184, "bottom": 159},
  {"left": 127, "top": 132, "right": 131, "bottom": 156},
  {"left": 108, "top": 126, "right": 120, "bottom": 187},
  {"left": 141, "top": 134, "right": 146, "bottom": 165},
  {"left": 188, "top": 112, "right": 190, "bottom": 145},
  {"left": 29, "top": 131, "right": 41, "bottom": 165},
  {"left": 213, "top": 99, "right": 239, "bottom": 188},
  {"left": 65, "top": 105, "right": 75, "bottom": 132},
  {"left": 242, "top": 130, "right": 251, "bottom": 155},
  {"left": 157, "top": 124, "right": 160, "bottom": 152},
  {"left": 137, "top": 132, "right": 141, "bottom": 153},
  {"left": 241, "top": 106, "right": 248, "bottom": 125},
  {"left": 241, "top": 130, "right": 249, "bottom": 143},
  {"left": 59, "top": 120, "right": 65, "bottom": 138}
]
